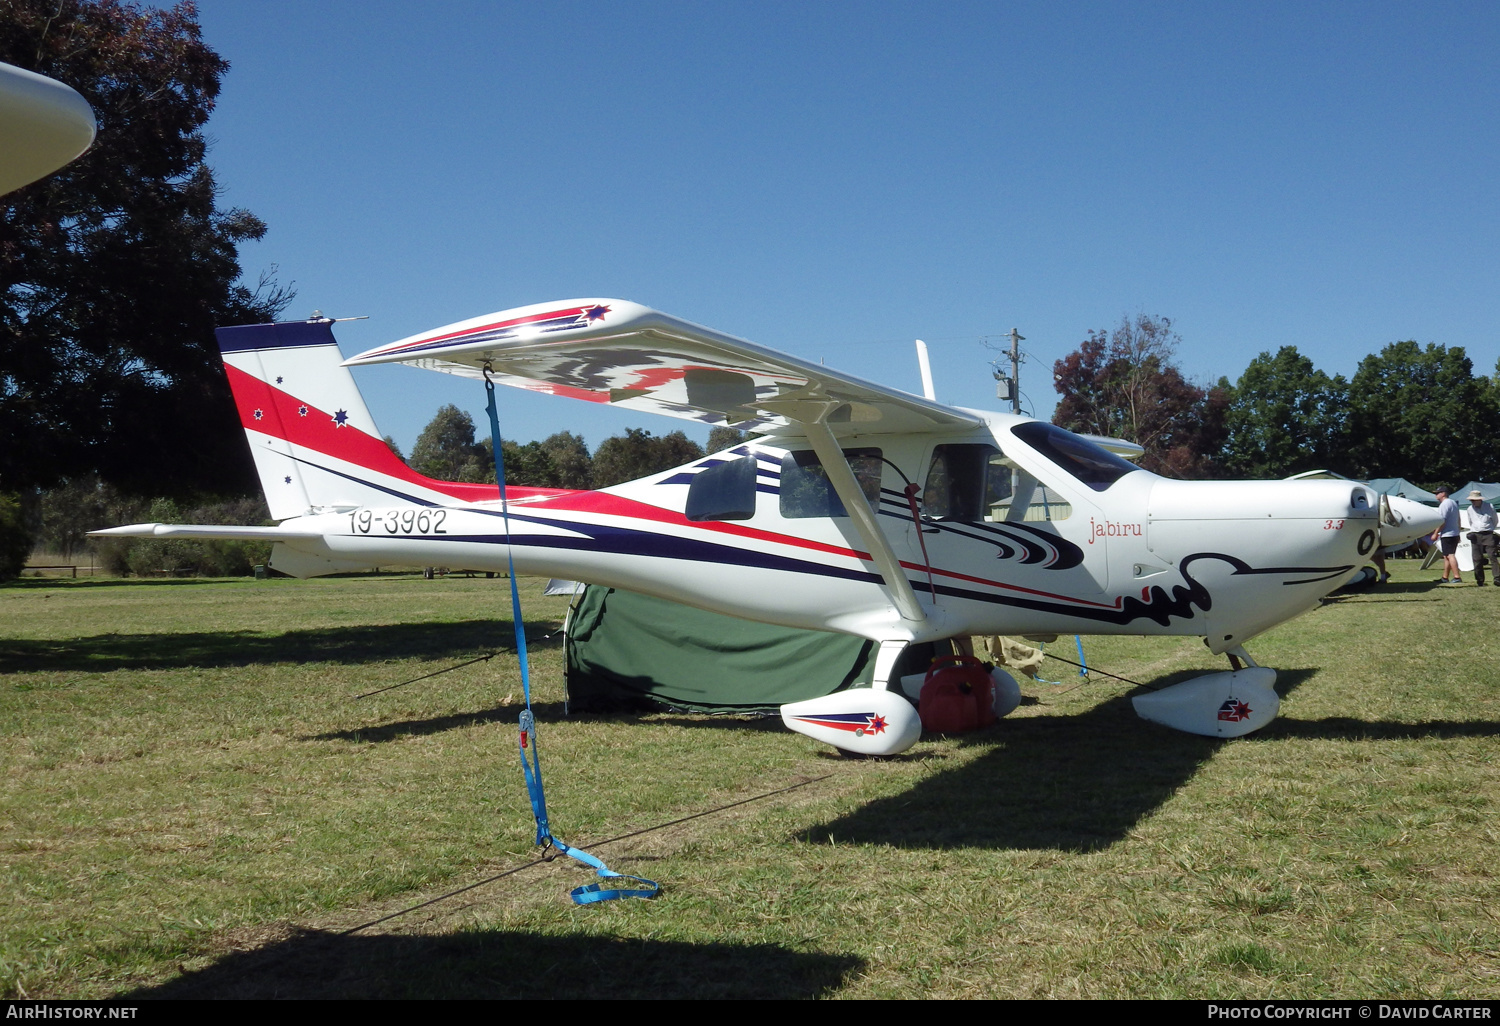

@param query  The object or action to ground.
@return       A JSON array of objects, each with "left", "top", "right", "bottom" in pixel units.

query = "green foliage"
[
  {"left": 537, "top": 431, "right": 592, "bottom": 488},
  {"left": 497, "top": 439, "right": 556, "bottom": 486},
  {"left": 1220, "top": 347, "right": 1349, "bottom": 478},
  {"left": 0, "top": 493, "right": 33, "bottom": 581},
  {"left": 707, "top": 426, "right": 749, "bottom": 453},
  {"left": 410, "top": 405, "right": 489, "bottom": 483},
  {"left": 1052, "top": 315, "right": 1226, "bottom": 478},
  {"left": 0, "top": 0, "right": 292, "bottom": 498},
  {"left": 592, "top": 427, "right": 704, "bottom": 487},
  {"left": 1345, "top": 341, "right": 1500, "bottom": 485},
  {"left": 35, "top": 477, "right": 148, "bottom": 558}
]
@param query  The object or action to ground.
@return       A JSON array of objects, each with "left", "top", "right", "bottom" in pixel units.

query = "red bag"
[{"left": 918, "top": 654, "right": 997, "bottom": 733}]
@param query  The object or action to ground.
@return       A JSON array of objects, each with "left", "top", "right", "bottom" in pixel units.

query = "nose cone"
[{"left": 1380, "top": 495, "right": 1443, "bottom": 547}]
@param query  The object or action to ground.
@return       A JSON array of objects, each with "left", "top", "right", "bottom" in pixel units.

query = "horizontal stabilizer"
[{"left": 89, "top": 523, "right": 326, "bottom": 541}]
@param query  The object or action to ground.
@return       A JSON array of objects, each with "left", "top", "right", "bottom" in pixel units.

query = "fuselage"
[{"left": 271, "top": 411, "right": 1378, "bottom": 653}]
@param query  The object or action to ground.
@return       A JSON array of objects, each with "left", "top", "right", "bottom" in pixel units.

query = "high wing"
[{"left": 342, "top": 299, "right": 983, "bottom": 437}]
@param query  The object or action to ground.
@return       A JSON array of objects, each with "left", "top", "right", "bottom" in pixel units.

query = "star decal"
[
  {"left": 1217, "top": 699, "right": 1252, "bottom": 722},
  {"left": 582, "top": 304, "right": 610, "bottom": 323},
  {"left": 298, "top": 405, "right": 308, "bottom": 417},
  {"left": 284, "top": 476, "right": 292, "bottom": 484},
  {"left": 332, "top": 409, "right": 349, "bottom": 427},
  {"left": 276, "top": 376, "right": 284, "bottom": 384},
  {"left": 253, "top": 408, "right": 264, "bottom": 420},
  {"left": 866, "top": 714, "right": 887, "bottom": 735}
]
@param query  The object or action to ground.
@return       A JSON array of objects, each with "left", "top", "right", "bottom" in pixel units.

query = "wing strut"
[{"left": 759, "top": 400, "right": 927, "bottom": 625}]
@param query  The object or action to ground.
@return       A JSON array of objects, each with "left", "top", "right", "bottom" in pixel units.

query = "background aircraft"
[{"left": 0, "top": 60, "right": 95, "bottom": 196}]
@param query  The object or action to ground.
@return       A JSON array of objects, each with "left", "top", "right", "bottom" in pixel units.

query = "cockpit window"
[
  {"left": 922, "top": 444, "right": 1012, "bottom": 522},
  {"left": 1009, "top": 422, "right": 1139, "bottom": 492},
  {"left": 685, "top": 455, "right": 757, "bottom": 521},
  {"left": 780, "top": 448, "right": 883, "bottom": 519}
]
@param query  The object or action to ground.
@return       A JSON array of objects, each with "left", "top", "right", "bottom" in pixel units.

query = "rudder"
[{"left": 217, "top": 319, "right": 431, "bottom": 518}]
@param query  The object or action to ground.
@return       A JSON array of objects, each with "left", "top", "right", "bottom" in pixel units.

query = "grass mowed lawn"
[{"left": 1, "top": 563, "right": 1496, "bottom": 998}]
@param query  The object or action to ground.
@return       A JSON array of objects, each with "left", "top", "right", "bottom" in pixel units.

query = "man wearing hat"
[{"left": 1464, "top": 489, "right": 1499, "bottom": 587}]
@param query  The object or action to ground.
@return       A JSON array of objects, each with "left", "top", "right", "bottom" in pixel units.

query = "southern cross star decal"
[
  {"left": 253, "top": 409, "right": 264, "bottom": 420},
  {"left": 332, "top": 409, "right": 349, "bottom": 427},
  {"left": 298, "top": 405, "right": 308, "bottom": 417},
  {"left": 582, "top": 304, "right": 610, "bottom": 323},
  {"left": 276, "top": 376, "right": 283, "bottom": 384},
  {"left": 284, "top": 476, "right": 292, "bottom": 484}
]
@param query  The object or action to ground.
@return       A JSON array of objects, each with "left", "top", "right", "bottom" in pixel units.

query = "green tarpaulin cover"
[{"left": 564, "top": 585, "right": 879, "bottom": 714}]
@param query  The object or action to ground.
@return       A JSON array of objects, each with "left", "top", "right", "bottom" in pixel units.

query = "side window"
[
  {"left": 996, "top": 469, "right": 1072, "bottom": 522},
  {"left": 780, "top": 448, "right": 883, "bottom": 519},
  {"left": 922, "top": 444, "right": 1012, "bottom": 522},
  {"left": 685, "top": 456, "right": 758, "bottom": 521}
]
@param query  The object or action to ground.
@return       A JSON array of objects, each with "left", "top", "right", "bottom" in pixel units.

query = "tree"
[
  {"left": 591, "top": 428, "right": 704, "bottom": 488},
  {"left": 1345, "top": 341, "right": 1500, "bottom": 486},
  {"left": 0, "top": 493, "right": 32, "bottom": 580},
  {"left": 538, "top": 431, "right": 592, "bottom": 488},
  {"left": 707, "top": 426, "right": 748, "bottom": 453},
  {"left": 1220, "top": 346, "right": 1349, "bottom": 479},
  {"left": 1, "top": 1, "right": 290, "bottom": 499},
  {"left": 498, "top": 439, "right": 557, "bottom": 486},
  {"left": 410, "top": 405, "right": 489, "bottom": 482},
  {"left": 1052, "top": 315, "right": 1226, "bottom": 478}
]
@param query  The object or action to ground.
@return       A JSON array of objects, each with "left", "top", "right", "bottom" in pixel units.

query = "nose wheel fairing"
[{"left": 1132, "top": 665, "right": 1279, "bottom": 738}]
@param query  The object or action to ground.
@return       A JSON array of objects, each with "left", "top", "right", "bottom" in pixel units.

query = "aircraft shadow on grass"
[
  {"left": 800, "top": 667, "right": 1500, "bottom": 852},
  {"left": 0, "top": 619, "right": 561, "bottom": 675},
  {"left": 309, "top": 701, "right": 569, "bottom": 744},
  {"left": 800, "top": 669, "right": 1314, "bottom": 852},
  {"left": 122, "top": 927, "right": 862, "bottom": 1000}
]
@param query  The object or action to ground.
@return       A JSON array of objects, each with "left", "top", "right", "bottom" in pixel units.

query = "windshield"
[{"left": 1008, "top": 422, "right": 1140, "bottom": 492}]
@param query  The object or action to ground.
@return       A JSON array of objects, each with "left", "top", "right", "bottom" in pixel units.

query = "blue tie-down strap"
[
  {"left": 518, "top": 709, "right": 551, "bottom": 846},
  {"left": 553, "top": 841, "right": 661, "bottom": 905},
  {"left": 518, "top": 710, "right": 659, "bottom": 903}
]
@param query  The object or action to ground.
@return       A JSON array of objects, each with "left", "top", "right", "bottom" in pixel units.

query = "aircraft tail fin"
[{"left": 216, "top": 319, "right": 529, "bottom": 518}]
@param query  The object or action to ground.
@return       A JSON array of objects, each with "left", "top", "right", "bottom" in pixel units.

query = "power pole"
[
  {"left": 1007, "top": 328, "right": 1024, "bottom": 415},
  {"left": 987, "top": 327, "right": 1025, "bottom": 414}
]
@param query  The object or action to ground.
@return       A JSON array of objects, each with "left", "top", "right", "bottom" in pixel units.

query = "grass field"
[{"left": 1, "top": 561, "right": 1497, "bottom": 999}]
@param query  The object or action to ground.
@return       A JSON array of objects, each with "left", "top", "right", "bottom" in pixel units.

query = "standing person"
[
  {"left": 1431, "top": 487, "right": 1462, "bottom": 584},
  {"left": 1464, "top": 489, "right": 1499, "bottom": 586}
]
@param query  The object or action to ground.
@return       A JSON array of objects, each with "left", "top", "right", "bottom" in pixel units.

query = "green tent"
[{"left": 565, "top": 585, "right": 917, "bottom": 714}]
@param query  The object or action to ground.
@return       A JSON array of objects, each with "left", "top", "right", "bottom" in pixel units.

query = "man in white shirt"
[{"left": 1463, "top": 489, "right": 1499, "bottom": 587}]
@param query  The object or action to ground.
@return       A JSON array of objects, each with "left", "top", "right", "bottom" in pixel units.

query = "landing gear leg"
[
  {"left": 870, "top": 639, "right": 908, "bottom": 691},
  {"left": 1225, "top": 645, "right": 1260, "bottom": 671}
]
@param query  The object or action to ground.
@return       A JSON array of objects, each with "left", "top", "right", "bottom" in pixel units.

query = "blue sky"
[{"left": 191, "top": 1, "right": 1500, "bottom": 455}]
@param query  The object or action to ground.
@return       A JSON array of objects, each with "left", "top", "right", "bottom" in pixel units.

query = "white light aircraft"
[{"left": 94, "top": 301, "right": 1442, "bottom": 754}]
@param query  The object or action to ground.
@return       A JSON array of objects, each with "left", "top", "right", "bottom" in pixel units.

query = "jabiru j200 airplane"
[{"left": 93, "top": 300, "right": 1441, "bottom": 754}]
